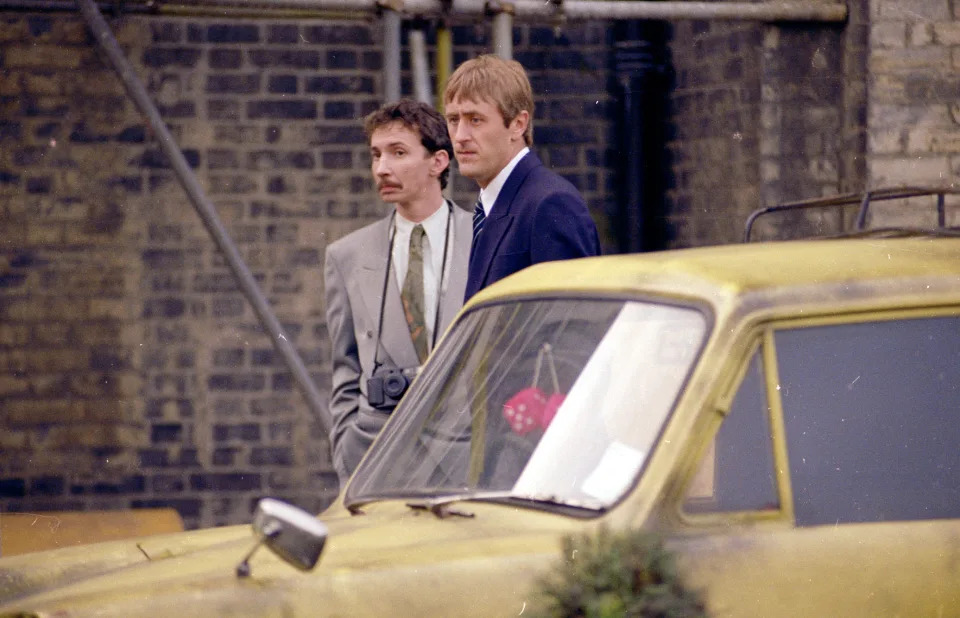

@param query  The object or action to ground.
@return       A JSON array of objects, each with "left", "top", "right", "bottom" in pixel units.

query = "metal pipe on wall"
[
  {"left": 504, "top": 0, "right": 847, "bottom": 21},
  {"left": 75, "top": 0, "right": 332, "bottom": 437},
  {"left": 491, "top": 4, "right": 514, "bottom": 60},
  {"left": 2, "top": 0, "right": 849, "bottom": 22},
  {"left": 435, "top": 20, "right": 454, "bottom": 199},
  {"left": 613, "top": 21, "right": 667, "bottom": 253},
  {"left": 435, "top": 21, "right": 453, "bottom": 111},
  {"left": 382, "top": 7, "right": 402, "bottom": 102},
  {"left": 409, "top": 27, "right": 432, "bottom": 104}
]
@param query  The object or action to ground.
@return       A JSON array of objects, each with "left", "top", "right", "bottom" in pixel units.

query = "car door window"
[
  {"left": 776, "top": 315, "right": 960, "bottom": 526},
  {"left": 684, "top": 348, "right": 778, "bottom": 514}
]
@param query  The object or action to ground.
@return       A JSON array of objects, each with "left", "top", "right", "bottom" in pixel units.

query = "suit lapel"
[
  {"left": 469, "top": 151, "right": 540, "bottom": 290},
  {"left": 493, "top": 151, "right": 540, "bottom": 217},
  {"left": 439, "top": 202, "right": 470, "bottom": 331},
  {"left": 357, "top": 215, "right": 419, "bottom": 369}
]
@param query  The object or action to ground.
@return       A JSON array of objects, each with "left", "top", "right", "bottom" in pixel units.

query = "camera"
[{"left": 367, "top": 367, "right": 419, "bottom": 410}]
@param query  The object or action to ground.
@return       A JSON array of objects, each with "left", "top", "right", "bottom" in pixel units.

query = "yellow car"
[{"left": 2, "top": 188, "right": 960, "bottom": 616}]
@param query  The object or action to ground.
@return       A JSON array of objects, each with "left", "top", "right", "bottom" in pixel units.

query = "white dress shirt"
[
  {"left": 392, "top": 201, "right": 451, "bottom": 348},
  {"left": 478, "top": 147, "right": 530, "bottom": 216}
]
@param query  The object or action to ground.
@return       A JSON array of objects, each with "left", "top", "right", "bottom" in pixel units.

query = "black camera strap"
[
  {"left": 370, "top": 211, "right": 397, "bottom": 378},
  {"left": 371, "top": 201, "right": 453, "bottom": 376}
]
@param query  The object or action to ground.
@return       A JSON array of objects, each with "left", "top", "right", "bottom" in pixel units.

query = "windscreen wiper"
[{"left": 405, "top": 491, "right": 605, "bottom": 519}]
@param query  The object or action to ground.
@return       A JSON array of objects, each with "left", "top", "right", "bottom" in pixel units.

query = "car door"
[{"left": 669, "top": 309, "right": 960, "bottom": 617}]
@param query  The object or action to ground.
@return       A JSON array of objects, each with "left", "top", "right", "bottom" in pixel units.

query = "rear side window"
[
  {"left": 684, "top": 349, "right": 778, "bottom": 514},
  {"left": 776, "top": 315, "right": 960, "bottom": 526}
]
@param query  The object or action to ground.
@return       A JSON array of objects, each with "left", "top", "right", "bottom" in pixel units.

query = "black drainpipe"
[{"left": 613, "top": 20, "right": 670, "bottom": 253}]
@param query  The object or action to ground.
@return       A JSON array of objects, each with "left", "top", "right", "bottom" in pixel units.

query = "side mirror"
[{"left": 236, "top": 498, "right": 328, "bottom": 577}]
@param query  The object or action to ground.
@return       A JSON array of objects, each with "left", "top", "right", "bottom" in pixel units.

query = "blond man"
[{"left": 443, "top": 54, "right": 600, "bottom": 300}]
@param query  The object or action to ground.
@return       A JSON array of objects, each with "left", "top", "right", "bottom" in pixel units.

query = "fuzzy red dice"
[{"left": 502, "top": 387, "right": 547, "bottom": 435}]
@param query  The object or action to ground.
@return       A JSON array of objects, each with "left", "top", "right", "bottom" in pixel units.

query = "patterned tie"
[
  {"left": 472, "top": 198, "right": 486, "bottom": 245},
  {"left": 401, "top": 224, "right": 429, "bottom": 363}
]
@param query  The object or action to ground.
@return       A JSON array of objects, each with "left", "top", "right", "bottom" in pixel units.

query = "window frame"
[
  {"left": 676, "top": 333, "right": 790, "bottom": 527},
  {"left": 675, "top": 304, "right": 960, "bottom": 529}
]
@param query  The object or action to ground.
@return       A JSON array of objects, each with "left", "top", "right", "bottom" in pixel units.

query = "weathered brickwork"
[
  {"left": 867, "top": 0, "right": 960, "bottom": 226},
  {"left": 665, "top": 8, "right": 870, "bottom": 245},
  {"left": 0, "top": 14, "right": 146, "bottom": 516},
  {"left": 665, "top": 19, "right": 766, "bottom": 245},
  {"left": 756, "top": 21, "right": 852, "bottom": 238},
  {"left": 839, "top": 0, "right": 870, "bottom": 196},
  {"left": 0, "top": 12, "right": 617, "bottom": 528},
  {"left": 664, "top": 0, "right": 957, "bottom": 245}
]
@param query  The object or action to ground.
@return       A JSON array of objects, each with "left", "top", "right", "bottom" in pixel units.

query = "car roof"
[{"left": 468, "top": 237, "right": 960, "bottom": 309}]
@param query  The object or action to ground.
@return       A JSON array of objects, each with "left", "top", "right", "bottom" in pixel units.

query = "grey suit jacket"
[{"left": 324, "top": 201, "right": 471, "bottom": 485}]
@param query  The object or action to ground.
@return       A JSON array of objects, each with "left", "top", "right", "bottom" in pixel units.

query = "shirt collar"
[
  {"left": 395, "top": 199, "right": 449, "bottom": 247},
  {"left": 479, "top": 147, "right": 529, "bottom": 216}
]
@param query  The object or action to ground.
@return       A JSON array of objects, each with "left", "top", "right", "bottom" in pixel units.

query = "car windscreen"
[{"left": 346, "top": 297, "right": 708, "bottom": 511}]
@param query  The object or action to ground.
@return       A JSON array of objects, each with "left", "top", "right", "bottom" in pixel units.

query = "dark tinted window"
[
  {"left": 776, "top": 316, "right": 960, "bottom": 526},
  {"left": 684, "top": 349, "right": 778, "bottom": 513}
]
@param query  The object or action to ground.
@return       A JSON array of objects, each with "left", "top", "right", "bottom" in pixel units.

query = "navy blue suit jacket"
[{"left": 465, "top": 151, "right": 601, "bottom": 300}]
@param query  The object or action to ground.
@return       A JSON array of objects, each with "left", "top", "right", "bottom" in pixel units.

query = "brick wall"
[
  {"left": 663, "top": 0, "right": 959, "bottom": 245},
  {"left": 756, "top": 20, "right": 851, "bottom": 238},
  {"left": 1, "top": 15, "right": 147, "bottom": 510},
  {"left": 664, "top": 19, "right": 766, "bottom": 245},
  {"left": 664, "top": 1, "right": 873, "bottom": 245},
  {"left": 867, "top": 0, "right": 960, "bottom": 226},
  {"left": 0, "top": 12, "right": 618, "bottom": 528}
]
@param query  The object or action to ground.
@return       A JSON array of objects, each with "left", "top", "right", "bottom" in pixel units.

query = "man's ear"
[
  {"left": 510, "top": 110, "right": 529, "bottom": 142},
  {"left": 430, "top": 149, "right": 450, "bottom": 177}
]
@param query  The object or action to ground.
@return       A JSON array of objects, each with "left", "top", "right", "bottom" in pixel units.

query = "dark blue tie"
[{"left": 472, "top": 199, "right": 486, "bottom": 245}]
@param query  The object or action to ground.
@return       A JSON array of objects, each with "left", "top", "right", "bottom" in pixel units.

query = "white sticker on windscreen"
[{"left": 581, "top": 441, "right": 645, "bottom": 503}]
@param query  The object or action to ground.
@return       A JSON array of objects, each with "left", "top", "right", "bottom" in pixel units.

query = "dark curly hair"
[{"left": 363, "top": 99, "right": 454, "bottom": 189}]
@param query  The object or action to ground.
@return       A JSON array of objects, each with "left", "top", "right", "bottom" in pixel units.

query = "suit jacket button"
[{"left": 365, "top": 330, "right": 373, "bottom": 339}]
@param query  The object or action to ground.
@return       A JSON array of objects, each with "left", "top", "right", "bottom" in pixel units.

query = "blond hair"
[{"left": 444, "top": 54, "right": 534, "bottom": 146}]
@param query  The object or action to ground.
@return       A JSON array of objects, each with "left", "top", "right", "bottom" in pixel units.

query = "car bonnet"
[{"left": 0, "top": 500, "right": 580, "bottom": 617}]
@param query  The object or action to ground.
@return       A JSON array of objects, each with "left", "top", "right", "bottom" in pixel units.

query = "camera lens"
[{"left": 383, "top": 373, "right": 407, "bottom": 399}]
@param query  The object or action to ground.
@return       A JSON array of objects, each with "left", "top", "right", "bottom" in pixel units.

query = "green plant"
[{"left": 534, "top": 526, "right": 708, "bottom": 618}]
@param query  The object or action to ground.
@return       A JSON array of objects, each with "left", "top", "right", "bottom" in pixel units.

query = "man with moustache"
[
  {"left": 443, "top": 54, "right": 600, "bottom": 300},
  {"left": 324, "top": 99, "right": 471, "bottom": 485}
]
